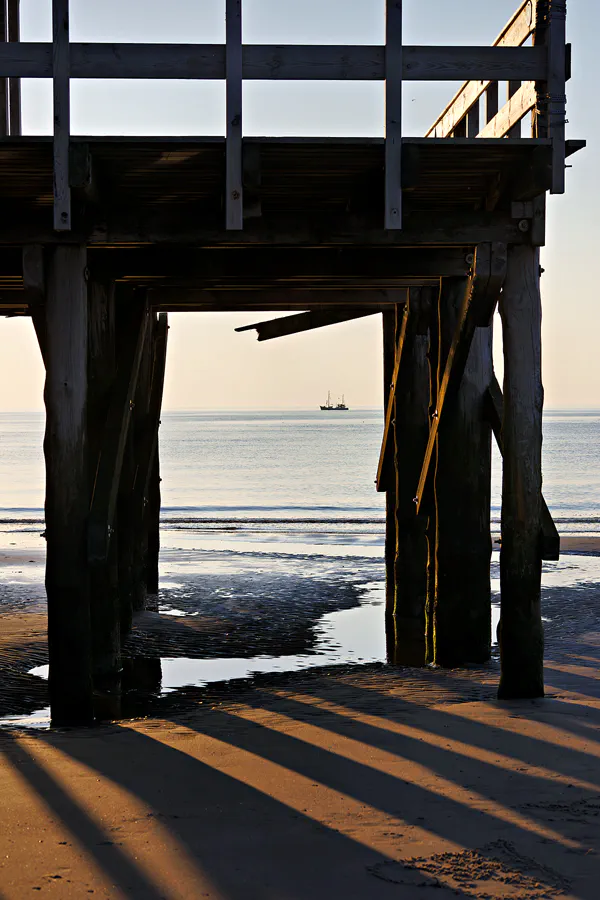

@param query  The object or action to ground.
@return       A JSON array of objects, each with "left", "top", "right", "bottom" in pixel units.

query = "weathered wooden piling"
[
  {"left": 391, "top": 290, "right": 431, "bottom": 665},
  {"left": 382, "top": 308, "right": 398, "bottom": 623},
  {"left": 498, "top": 245, "right": 545, "bottom": 698},
  {"left": 43, "top": 245, "right": 94, "bottom": 726},
  {"left": 88, "top": 278, "right": 121, "bottom": 695},
  {"left": 424, "top": 285, "right": 441, "bottom": 665},
  {"left": 434, "top": 278, "right": 493, "bottom": 666}
]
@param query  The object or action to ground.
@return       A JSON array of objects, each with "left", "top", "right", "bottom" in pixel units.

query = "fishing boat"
[{"left": 320, "top": 392, "right": 348, "bottom": 411}]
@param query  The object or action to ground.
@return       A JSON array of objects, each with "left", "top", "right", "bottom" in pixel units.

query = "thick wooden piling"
[
  {"left": 143, "top": 314, "right": 169, "bottom": 596},
  {"left": 498, "top": 244, "right": 544, "bottom": 699},
  {"left": 43, "top": 245, "right": 93, "bottom": 726},
  {"left": 391, "top": 290, "right": 431, "bottom": 665},
  {"left": 382, "top": 309, "right": 397, "bottom": 624},
  {"left": 87, "top": 278, "right": 121, "bottom": 698},
  {"left": 434, "top": 278, "right": 493, "bottom": 666},
  {"left": 424, "top": 286, "right": 441, "bottom": 665}
]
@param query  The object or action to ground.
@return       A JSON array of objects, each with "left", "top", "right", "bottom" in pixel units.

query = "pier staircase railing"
[{"left": 0, "top": 0, "right": 568, "bottom": 233}]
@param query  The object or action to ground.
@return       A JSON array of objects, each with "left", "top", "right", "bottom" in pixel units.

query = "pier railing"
[{"left": 0, "top": 0, "right": 567, "bottom": 232}]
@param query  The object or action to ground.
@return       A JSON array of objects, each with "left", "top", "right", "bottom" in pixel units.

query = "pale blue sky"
[{"left": 0, "top": 1, "right": 596, "bottom": 409}]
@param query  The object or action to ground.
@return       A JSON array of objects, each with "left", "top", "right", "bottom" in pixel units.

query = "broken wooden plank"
[
  {"left": 376, "top": 300, "right": 410, "bottom": 490},
  {"left": 88, "top": 302, "right": 150, "bottom": 566},
  {"left": 414, "top": 243, "right": 507, "bottom": 513},
  {"left": 485, "top": 373, "right": 559, "bottom": 561},
  {"left": 235, "top": 307, "right": 384, "bottom": 341}
]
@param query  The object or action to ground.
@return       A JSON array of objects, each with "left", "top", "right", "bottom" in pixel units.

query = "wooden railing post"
[
  {"left": 226, "top": 0, "right": 243, "bottom": 230},
  {"left": 7, "top": 0, "right": 20, "bottom": 135},
  {"left": 534, "top": 0, "right": 567, "bottom": 193},
  {"left": 0, "top": 1, "right": 7, "bottom": 136},
  {"left": 52, "top": 0, "right": 71, "bottom": 230},
  {"left": 385, "top": 0, "right": 402, "bottom": 230}
]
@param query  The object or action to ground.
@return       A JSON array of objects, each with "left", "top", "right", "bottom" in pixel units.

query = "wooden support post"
[
  {"left": 146, "top": 453, "right": 161, "bottom": 596},
  {"left": 385, "top": 0, "right": 403, "bottom": 230},
  {"left": 507, "top": 80, "right": 522, "bottom": 138},
  {"left": 7, "top": 0, "right": 20, "bottom": 135},
  {"left": 424, "top": 284, "right": 441, "bottom": 665},
  {"left": 226, "top": 0, "right": 243, "bottom": 230},
  {"left": 434, "top": 278, "right": 493, "bottom": 666},
  {"left": 52, "top": 0, "right": 71, "bottom": 230},
  {"left": 498, "top": 244, "right": 545, "bottom": 699},
  {"left": 391, "top": 288, "right": 431, "bottom": 666},
  {"left": 382, "top": 309, "right": 397, "bottom": 621},
  {"left": 44, "top": 244, "right": 93, "bottom": 726},
  {"left": 0, "top": 2, "right": 8, "bottom": 136},
  {"left": 537, "top": 0, "right": 567, "bottom": 193},
  {"left": 143, "top": 315, "right": 169, "bottom": 597},
  {"left": 87, "top": 278, "right": 121, "bottom": 701}
]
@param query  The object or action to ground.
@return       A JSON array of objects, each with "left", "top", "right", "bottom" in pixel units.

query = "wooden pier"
[{"left": 0, "top": 1, "right": 583, "bottom": 724}]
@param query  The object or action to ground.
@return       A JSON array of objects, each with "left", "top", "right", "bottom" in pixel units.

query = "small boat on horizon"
[{"left": 320, "top": 391, "right": 349, "bottom": 411}]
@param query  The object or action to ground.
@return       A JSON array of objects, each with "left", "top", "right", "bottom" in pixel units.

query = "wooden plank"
[
  {"left": 477, "top": 81, "right": 536, "bottom": 139},
  {"left": 88, "top": 301, "right": 150, "bottom": 566},
  {"left": 226, "top": 0, "right": 243, "bottom": 231},
  {"left": 235, "top": 308, "right": 383, "bottom": 341},
  {"left": 0, "top": 42, "right": 547, "bottom": 83},
  {"left": 52, "top": 0, "right": 71, "bottom": 231},
  {"left": 498, "top": 244, "right": 544, "bottom": 699},
  {"left": 385, "top": 0, "right": 402, "bottom": 230},
  {"left": 7, "top": 0, "right": 20, "bottom": 135},
  {"left": 414, "top": 243, "right": 507, "bottom": 514},
  {"left": 485, "top": 374, "right": 559, "bottom": 560},
  {"left": 44, "top": 244, "right": 93, "bottom": 726},
  {"left": 149, "top": 288, "right": 410, "bottom": 311},
  {"left": 376, "top": 300, "right": 410, "bottom": 490}
]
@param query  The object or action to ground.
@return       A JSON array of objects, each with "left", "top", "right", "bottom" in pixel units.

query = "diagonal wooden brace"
[
  {"left": 485, "top": 374, "right": 560, "bottom": 561},
  {"left": 88, "top": 301, "right": 151, "bottom": 565},
  {"left": 376, "top": 300, "right": 410, "bottom": 492},
  {"left": 414, "top": 242, "right": 507, "bottom": 514},
  {"left": 236, "top": 307, "right": 384, "bottom": 342}
]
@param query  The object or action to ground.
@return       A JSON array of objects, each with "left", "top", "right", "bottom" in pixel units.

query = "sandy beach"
[{"left": 0, "top": 535, "right": 599, "bottom": 898}]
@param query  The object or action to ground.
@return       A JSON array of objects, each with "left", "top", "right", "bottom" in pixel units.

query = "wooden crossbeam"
[
  {"left": 485, "top": 374, "right": 559, "bottom": 561},
  {"left": 0, "top": 43, "right": 547, "bottom": 83},
  {"left": 235, "top": 307, "right": 385, "bottom": 342},
  {"left": 88, "top": 303, "right": 151, "bottom": 565},
  {"left": 414, "top": 243, "right": 507, "bottom": 514},
  {"left": 478, "top": 81, "right": 536, "bottom": 139},
  {"left": 376, "top": 300, "right": 411, "bottom": 491},
  {"left": 148, "top": 288, "right": 408, "bottom": 311},
  {"left": 426, "top": 0, "right": 538, "bottom": 138}
]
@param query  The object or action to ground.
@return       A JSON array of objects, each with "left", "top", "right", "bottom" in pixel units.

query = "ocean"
[{"left": 1, "top": 408, "right": 599, "bottom": 700}]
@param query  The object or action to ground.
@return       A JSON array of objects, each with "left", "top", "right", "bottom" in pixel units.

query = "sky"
[{"left": 0, "top": 0, "right": 597, "bottom": 410}]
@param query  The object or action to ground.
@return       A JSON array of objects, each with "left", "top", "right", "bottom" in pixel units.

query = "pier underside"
[{"left": 0, "top": 0, "right": 585, "bottom": 724}]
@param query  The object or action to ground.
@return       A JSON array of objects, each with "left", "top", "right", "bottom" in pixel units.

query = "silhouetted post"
[
  {"left": 382, "top": 309, "right": 397, "bottom": 622},
  {"left": 498, "top": 245, "right": 544, "bottom": 698},
  {"left": 44, "top": 245, "right": 93, "bottom": 725},
  {"left": 434, "top": 277, "right": 493, "bottom": 666},
  {"left": 88, "top": 278, "right": 121, "bottom": 699},
  {"left": 392, "top": 289, "right": 430, "bottom": 665},
  {"left": 424, "top": 287, "right": 440, "bottom": 664}
]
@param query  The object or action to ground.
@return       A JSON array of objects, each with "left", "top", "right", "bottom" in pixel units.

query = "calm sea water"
[{"left": 0, "top": 408, "right": 598, "bottom": 538}]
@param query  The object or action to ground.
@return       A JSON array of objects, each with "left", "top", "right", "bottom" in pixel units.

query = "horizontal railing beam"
[{"left": 0, "top": 42, "right": 547, "bottom": 83}]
